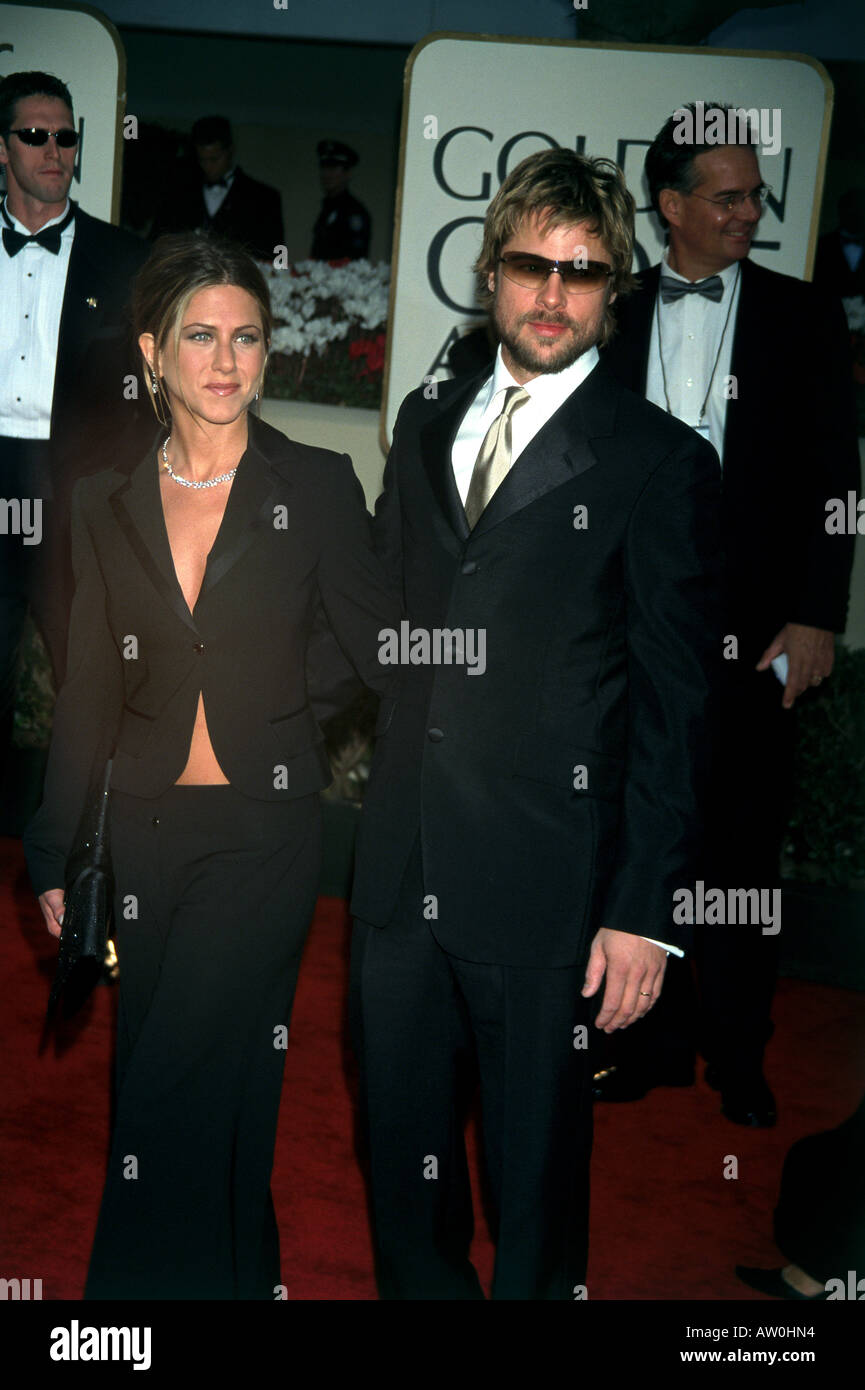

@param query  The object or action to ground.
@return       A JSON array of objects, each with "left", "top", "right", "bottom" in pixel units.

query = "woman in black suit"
[{"left": 24, "top": 233, "right": 399, "bottom": 1299}]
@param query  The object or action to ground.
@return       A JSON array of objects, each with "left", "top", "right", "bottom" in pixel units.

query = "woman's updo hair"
[{"left": 132, "top": 232, "right": 273, "bottom": 423}]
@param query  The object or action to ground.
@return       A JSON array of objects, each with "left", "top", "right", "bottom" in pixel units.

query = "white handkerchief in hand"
[{"left": 771, "top": 654, "right": 788, "bottom": 686}]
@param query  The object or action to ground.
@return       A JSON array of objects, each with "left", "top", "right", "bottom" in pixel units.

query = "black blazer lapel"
[
  {"left": 108, "top": 420, "right": 282, "bottom": 629},
  {"left": 419, "top": 372, "right": 488, "bottom": 547},
  {"left": 109, "top": 442, "right": 199, "bottom": 634},
  {"left": 53, "top": 208, "right": 105, "bottom": 409},
  {"left": 472, "top": 360, "right": 617, "bottom": 538},
  {"left": 604, "top": 265, "right": 658, "bottom": 392},
  {"left": 722, "top": 258, "right": 762, "bottom": 466},
  {"left": 196, "top": 418, "right": 280, "bottom": 603}
]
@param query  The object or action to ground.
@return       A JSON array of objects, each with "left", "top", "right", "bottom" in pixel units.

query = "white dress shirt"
[
  {"left": 452, "top": 345, "right": 599, "bottom": 503},
  {"left": 202, "top": 168, "right": 235, "bottom": 219},
  {"left": 646, "top": 250, "right": 742, "bottom": 467},
  {"left": 0, "top": 198, "right": 75, "bottom": 439},
  {"left": 452, "top": 345, "right": 681, "bottom": 957}
]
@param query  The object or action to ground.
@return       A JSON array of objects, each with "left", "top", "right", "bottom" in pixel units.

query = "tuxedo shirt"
[
  {"left": 0, "top": 198, "right": 75, "bottom": 437},
  {"left": 645, "top": 251, "right": 741, "bottom": 464},
  {"left": 202, "top": 169, "right": 235, "bottom": 219}
]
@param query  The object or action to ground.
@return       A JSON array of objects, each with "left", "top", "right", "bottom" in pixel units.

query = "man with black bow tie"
[
  {"left": 349, "top": 149, "right": 722, "bottom": 1299},
  {"left": 150, "top": 116, "right": 284, "bottom": 264},
  {"left": 0, "top": 70, "right": 149, "bottom": 786},
  {"left": 600, "top": 102, "right": 860, "bottom": 1127}
]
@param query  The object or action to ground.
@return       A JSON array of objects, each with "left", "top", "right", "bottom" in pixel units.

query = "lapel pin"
[{"left": 86, "top": 296, "right": 98, "bottom": 309}]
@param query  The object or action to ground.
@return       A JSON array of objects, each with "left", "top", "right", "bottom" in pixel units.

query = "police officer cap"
[{"left": 317, "top": 140, "right": 358, "bottom": 168}]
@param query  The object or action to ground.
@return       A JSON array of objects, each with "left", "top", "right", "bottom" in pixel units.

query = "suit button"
[
  {"left": 193, "top": 642, "right": 205, "bottom": 653},
  {"left": 461, "top": 560, "right": 478, "bottom": 575},
  {"left": 427, "top": 728, "right": 444, "bottom": 742},
  {"left": 151, "top": 817, "right": 160, "bottom": 827}
]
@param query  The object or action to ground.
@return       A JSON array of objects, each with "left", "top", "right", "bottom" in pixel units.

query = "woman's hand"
[{"left": 38, "top": 889, "right": 66, "bottom": 939}]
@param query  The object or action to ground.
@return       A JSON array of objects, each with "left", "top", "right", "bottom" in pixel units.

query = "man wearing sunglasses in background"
[
  {"left": 0, "top": 70, "right": 149, "bottom": 799},
  {"left": 599, "top": 103, "right": 859, "bottom": 1127},
  {"left": 350, "top": 149, "right": 722, "bottom": 1298}
]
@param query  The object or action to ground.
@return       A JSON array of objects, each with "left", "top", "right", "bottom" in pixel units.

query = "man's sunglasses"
[
  {"left": 8, "top": 127, "right": 80, "bottom": 148},
  {"left": 499, "top": 252, "right": 613, "bottom": 295}
]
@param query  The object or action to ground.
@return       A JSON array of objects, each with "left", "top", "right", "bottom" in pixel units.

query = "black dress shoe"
[
  {"left": 735, "top": 1266, "right": 828, "bottom": 1300},
  {"left": 592, "top": 1062, "right": 695, "bottom": 1102},
  {"left": 705, "top": 1065, "right": 777, "bottom": 1127}
]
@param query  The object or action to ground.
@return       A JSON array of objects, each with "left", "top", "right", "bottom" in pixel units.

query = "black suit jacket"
[
  {"left": 814, "top": 230, "right": 865, "bottom": 300},
  {"left": 23, "top": 414, "right": 400, "bottom": 895},
  {"left": 8, "top": 205, "right": 151, "bottom": 500},
  {"left": 310, "top": 189, "right": 371, "bottom": 261},
  {"left": 602, "top": 259, "right": 860, "bottom": 657},
  {"left": 151, "top": 167, "right": 284, "bottom": 262},
  {"left": 350, "top": 361, "right": 723, "bottom": 967}
]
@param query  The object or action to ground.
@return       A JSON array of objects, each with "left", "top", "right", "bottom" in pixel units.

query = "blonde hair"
[
  {"left": 474, "top": 149, "right": 637, "bottom": 347},
  {"left": 132, "top": 233, "right": 272, "bottom": 424}
]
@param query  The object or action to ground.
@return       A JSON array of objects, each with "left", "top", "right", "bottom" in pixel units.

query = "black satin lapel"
[
  {"left": 196, "top": 450, "right": 277, "bottom": 603},
  {"left": 420, "top": 381, "right": 482, "bottom": 545},
  {"left": 472, "top": 372, "right": 612, "bottom": 538},
  {"left": 110, "top": 454, "right": 198, "bottom": 634},
  {"left": 633, "top": 266, "right": 659, "bottom": 387},
  {"left": 54, "top": 221, "right": 102, "bottom": 397},
  {"left": 721, "top": 260, "right": 757, "bottom": 464}
]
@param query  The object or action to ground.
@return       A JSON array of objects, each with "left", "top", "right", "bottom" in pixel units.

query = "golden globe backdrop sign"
[
  {"left": 0, "top": 1, "right": 124, "bottom": 222},
  {"left": 383, "top": 34, "right": 831, "bottom": 446}
]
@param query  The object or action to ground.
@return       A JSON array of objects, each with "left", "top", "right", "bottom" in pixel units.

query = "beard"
[{"left": 492, "top": 305, "right": 604, "bottom": 377}]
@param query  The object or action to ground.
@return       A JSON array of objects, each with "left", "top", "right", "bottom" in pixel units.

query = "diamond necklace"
[{"left": 161, "top": 435, "right": 238, "bottom": 489}]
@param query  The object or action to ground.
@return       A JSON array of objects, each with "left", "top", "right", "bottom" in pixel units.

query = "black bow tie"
[
  {"left": 207, "top": 177, "right": 229, "bottom": 189},
  {"left": 1, "top": 201, "right": 75, "bottom": 257},
  {"left": 659, "top": 273, "right": 724, "bottom": 304}
]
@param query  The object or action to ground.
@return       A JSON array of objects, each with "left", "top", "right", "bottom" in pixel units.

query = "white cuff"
[{"left": 640, "top": 935, "right": 684, "bottom": 958}]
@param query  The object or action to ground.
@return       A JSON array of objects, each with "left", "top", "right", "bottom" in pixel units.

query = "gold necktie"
[{"left": 464, "top": 385, "right": 530, "bottom": 529}]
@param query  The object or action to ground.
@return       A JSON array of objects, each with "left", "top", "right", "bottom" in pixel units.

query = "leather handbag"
[{"left": 45, "top": 758, "right": 114, "bottom": 1022}]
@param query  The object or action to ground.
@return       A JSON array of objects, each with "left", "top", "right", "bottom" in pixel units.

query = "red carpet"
[{"left": 1, "top": 836, "right": 863, "bottom": 1301}]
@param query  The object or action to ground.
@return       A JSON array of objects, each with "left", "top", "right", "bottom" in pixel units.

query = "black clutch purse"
[{"left": 45, "top": 758, "right": 115, "bottom": 1023}]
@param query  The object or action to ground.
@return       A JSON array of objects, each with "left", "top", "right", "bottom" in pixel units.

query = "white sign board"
[
  {"left": 0, "top": 2, "right": 124, "bottom": 222},
  {"left": 384, "top": 34, "right": 832, "bottom": 445}
]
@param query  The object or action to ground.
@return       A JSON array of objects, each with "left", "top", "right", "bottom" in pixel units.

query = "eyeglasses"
[
  {"left": 8, "top": 127, "right": 80, "bottom": 148},
  {"left": 685, "top": 185, "right": 771, "bottom": 212},
  {"left": 499, "top": 252, "right": 614, "bottom": 295}
]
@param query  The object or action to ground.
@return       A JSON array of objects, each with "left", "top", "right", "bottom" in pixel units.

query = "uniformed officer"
[{"left": 310, "top": 140, "right": 371, "bottom": 261}]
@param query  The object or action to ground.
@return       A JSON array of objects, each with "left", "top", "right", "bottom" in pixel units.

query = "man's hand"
[
  {"left": 38, "top": 889, "right": 65, "bottom": 939},
  {"left": 581, "top": 928, "right": 667, "bottom": 1032},
  {"left": 756, "top": 623, "right": 834, "bottom": 710}
]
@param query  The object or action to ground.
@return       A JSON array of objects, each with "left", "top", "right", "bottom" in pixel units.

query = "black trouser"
[
  {"left": 0, "top": 437, "right": 67, "bottom": 781},
  {"left": 774, "top": 1089, "right": 865, "bottom": 1284},
  {"left": 351, "top": 841, "right": 595, "bottom": 1301},
  {"left": 604, "top": 659, "right": 796, "bottom": 1083},
  {"left": 84, "top": 784, "right": 321, "bottom": 1300}
]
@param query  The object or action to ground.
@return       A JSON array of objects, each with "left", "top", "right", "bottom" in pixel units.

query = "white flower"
[{"left": 260, "top": 259, "right": 390, "bottom": 357}]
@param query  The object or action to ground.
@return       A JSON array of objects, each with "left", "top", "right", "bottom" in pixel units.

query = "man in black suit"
[
  {"left": 151, "top": 116, "right": 284, "bottom": 263},
  {"left": 349, "top": 149, "right": 723, "bottom": 1299},
  {"left": 0, "top": 69, "right": 149, "bottom": 780},
  {"left": 599, "top": 103, "right": 860, "bottom": 1125}
]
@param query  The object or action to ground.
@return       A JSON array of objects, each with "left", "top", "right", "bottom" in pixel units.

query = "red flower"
[{"left": 350, "top": 333, "right": 386, "bottom": 378}]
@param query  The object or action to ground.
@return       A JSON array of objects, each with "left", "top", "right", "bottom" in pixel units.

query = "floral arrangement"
[{"left": 258, "top": 258, "right": 390, "bottom": 408}]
